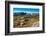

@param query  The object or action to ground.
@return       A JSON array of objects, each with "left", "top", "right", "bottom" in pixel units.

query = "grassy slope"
[{"left": 13, "top": 15, "right": 39, "bottom": 28}]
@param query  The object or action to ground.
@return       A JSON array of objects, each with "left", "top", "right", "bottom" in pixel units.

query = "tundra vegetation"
[{"left": 13, "top": 12, "right": 39, "bottom": 28}]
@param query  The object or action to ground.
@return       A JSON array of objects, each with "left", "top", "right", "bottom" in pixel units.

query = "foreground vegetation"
[{"left": 13, "top": 13, "right": 39, "bottom": 28}]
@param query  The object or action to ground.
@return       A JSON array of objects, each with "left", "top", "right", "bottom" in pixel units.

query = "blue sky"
[{"left": 13, "top": 8, "right": 39, "bottom": 13}]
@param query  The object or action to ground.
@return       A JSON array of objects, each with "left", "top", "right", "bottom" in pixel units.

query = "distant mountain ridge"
[
  {"left": 13, "top": 12, "right": 26, "bottom": 16},
  {"left": 13, "top": 12, "right": 39, "bottom": 16}
]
